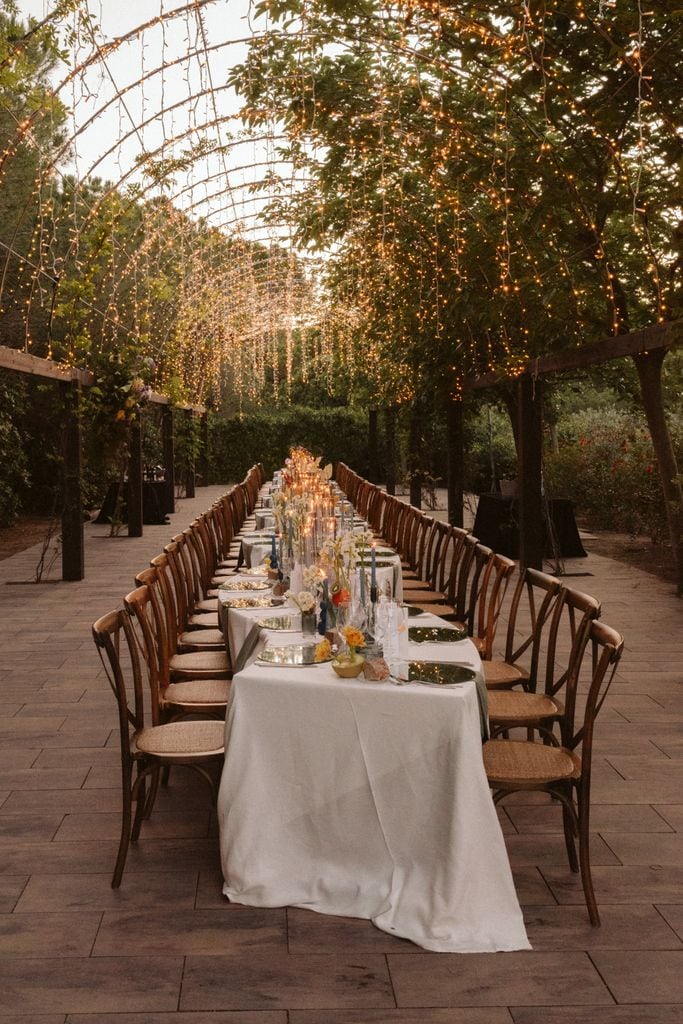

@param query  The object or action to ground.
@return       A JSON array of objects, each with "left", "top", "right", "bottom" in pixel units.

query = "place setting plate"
[
  {"left": 407, "top": 661, "right": 477, "bottom": 687},
  {"left": 219, "top": 580, "right": 272, "bottom": 592},
  {"left": 257, "top": 644, "right": 333, "bottom": 667},
  {"left": 235, "top": 566, "right": 269, "bottom": 577},
  {"left": 258, "top": 615, "right": 299, "bottom": 631},
  {"left": 222, "top": 597, "right": 281, "bottom": 609},
  {"left": 409, "top": 625, "right": 468, "bottom": 644}
]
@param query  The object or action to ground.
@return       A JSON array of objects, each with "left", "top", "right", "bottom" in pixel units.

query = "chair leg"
[
  {"left": 562, "top": 801, "right": 579, "bottom": 873},
  {"left": 143, "top": 766, "right": 161, "bottom": 820},
  {"left": 131, "top": 772, "right": 148, "bottom": 842},
  {"left": 578, "top": 785, "right": 600, "bottom": 926},
  {"left": 112, "top": 774, "right": 133, "bottom": 889}
]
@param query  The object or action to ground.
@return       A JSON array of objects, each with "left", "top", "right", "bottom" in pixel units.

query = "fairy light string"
[{"left": 0, "top": 0, "right": 677, "bottom": 405}]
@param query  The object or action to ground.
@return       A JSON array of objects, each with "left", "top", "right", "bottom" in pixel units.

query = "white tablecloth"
[{"left": 217, "top": 612, "right": 529, "bottom": 953}]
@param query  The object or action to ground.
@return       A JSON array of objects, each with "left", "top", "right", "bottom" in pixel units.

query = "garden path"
[{"left": 0, "top": 484, "right": 681, "bottom": 1021}]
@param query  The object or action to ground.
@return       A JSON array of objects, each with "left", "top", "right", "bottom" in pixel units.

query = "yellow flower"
[
  {"left": 314, "top": 638, "right": 331, "bottom": 663},
  {"left": 115, "top": 410, "right": 126, "bottom": 421},
  {"left": 342, "top": 626, "right": 365, "bottom": 650}
]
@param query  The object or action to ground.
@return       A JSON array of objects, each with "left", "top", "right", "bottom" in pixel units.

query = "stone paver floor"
[{"left": 0, "top": 484, "right": 682, "bottom": 1021}]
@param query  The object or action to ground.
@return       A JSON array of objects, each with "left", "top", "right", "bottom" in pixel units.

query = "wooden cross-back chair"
[
  {"left": 487, "top": 586, "right": 601, "bottom": 738},
  {"left": 482, "top": 568, "right": 563, "bottom": 692},
  {"left": 484, "top": 619, "right": 624, "bottom": 926},
  {"left": 125, "top": 579, "right": 230, "bottom": 692},
  {"left": 92, "top": 608, "right": 224, "bottom": 887}
]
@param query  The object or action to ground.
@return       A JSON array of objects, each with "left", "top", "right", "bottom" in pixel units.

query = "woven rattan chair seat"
[
  {"left": 188, "top": 612, "right": 219, "bottom": 628},
  {"left": 483, "top": 738, "right": 580, "bottom": 787},
  {"left": 136, "top": 720, "right": 224, "bottom": 757},
  {"left": 179, "top": 628, "right": 225, "bottom": 647},
  {"left": 488, "top": 690, "right": 563, "bottom": 723},
  {"left": 413, "top": 602, "right": 458, "bottom": 617},
  {"left": 164, "top": 678, "right": 230, "bottom": 705},
  {"left": 483, "top": 659, "right": 529, "bottom": 689},
  {"left": 170, "top": 650, "right": 230, "bottom": 676}
]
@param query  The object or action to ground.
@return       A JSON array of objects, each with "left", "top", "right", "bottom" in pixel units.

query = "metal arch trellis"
[{"left": 0, "top": 0, "right": 677, "bottom": 410}]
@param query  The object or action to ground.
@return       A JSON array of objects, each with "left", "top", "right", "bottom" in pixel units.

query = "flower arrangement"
[
  {"left": 314, "top": 638, "right": 332, "bottom": 662},
  {"left": 302, "top": 565, "right": 326, "bottom": 591},
  {"left": 332, "top": 624, "right": 366, "bottom": 677},
  {"left": 286, "top": 590, "right": 316, "bottom": 614},
  {"left": 320, "top": 531, "right": 359, "bottom": 595},
  {"left": 341, "top": 625, "right": 365, "bottom": 658}
]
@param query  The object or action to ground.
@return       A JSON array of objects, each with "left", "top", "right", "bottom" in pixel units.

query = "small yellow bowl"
[{"left": 331, "top": 656, "right": 365, "bottom": 679}]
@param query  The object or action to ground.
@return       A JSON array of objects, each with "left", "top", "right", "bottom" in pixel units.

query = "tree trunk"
[
  {"left": 384, "top": 406, "right": 396, "bottom": 495},
  {"left": 368, "top": 408, "right": 379, "bottom": 483},
  {"left": 408, "top": 402, "right": 422, "bottom": 509},
  {"left": 517, "top": 374, "right": 545, "bottom": 571},
  {"left": 446, "top": 397, "right": 464, "bottom": 527},
  {"left": 633, "top": 348, "right": 683, "bottom": 595}
]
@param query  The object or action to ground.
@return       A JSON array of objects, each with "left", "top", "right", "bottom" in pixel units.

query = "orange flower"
[
  {"left": 342, "top": 626, "right": 365, "bottom": 650},
  {"left": 332, "top": 586, "right": 350, "bottom": 606}
]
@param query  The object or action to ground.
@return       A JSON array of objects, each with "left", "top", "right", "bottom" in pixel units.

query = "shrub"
[
  {"left": 544, "top": 407, "right": 682, "bottom": 540},
  {"left": 0, "top": 375, "right": 30, "bottom": 526}
]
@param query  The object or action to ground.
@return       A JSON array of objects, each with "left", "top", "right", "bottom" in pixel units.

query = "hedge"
[{"left": 208, "top": 406, "right": 370, "bottom": 483}]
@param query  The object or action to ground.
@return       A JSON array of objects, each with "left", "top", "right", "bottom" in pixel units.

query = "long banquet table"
[{"left": 217, "top": 594, "right": 530, "bottom": 952}]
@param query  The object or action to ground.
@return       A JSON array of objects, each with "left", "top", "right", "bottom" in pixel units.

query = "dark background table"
[
  {"left": 473, "top": 493, "right": 587, "bottom": 559},
  {"left": 94, "top": 479, "right": 171, "bottom": 526}
]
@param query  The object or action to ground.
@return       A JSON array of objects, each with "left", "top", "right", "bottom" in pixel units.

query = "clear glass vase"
[{"left": 301, "top": 610, "right": 317, "bottom": 636}]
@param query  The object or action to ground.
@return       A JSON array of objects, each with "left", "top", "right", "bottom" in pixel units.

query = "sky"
[{"left": 16, "top": 1, "right": 294, "bottom": 242}]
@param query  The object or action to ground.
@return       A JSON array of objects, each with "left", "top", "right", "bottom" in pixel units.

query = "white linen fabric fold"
[{"left": 217, "top": 632, "right": 529, "bottom": 953}]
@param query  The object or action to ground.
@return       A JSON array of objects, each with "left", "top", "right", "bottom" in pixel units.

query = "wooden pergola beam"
[
  {"left": 148, "top": 391, "right": 205, "bottom": 415},
  {"left": 0, "top": 345, "right": 94, "bottom": 386},
  {"left": 464, "top": 320, "right": 683, "bottom": 391}
]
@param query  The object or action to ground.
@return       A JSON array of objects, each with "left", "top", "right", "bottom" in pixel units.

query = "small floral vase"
[{"left": 301, "top": 611, "right": 317, "bottom": 636}]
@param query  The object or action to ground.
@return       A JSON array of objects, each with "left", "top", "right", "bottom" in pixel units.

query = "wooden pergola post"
[
  {"left": 368, "top": 408, "right": 379, "bottom": 483},
  {"left": 127, "top": 411, "right": 143, "bottom": 537},
  {"left": 199, "top": 411, "right": 209, "bottom": 486},
  {"left": 517, "top": 374, "right": 544, "bottom": 570},
  {"left": 446, "top": 397, "right": 464, "bottom": 528},
  {"left": 409, "top": 402, "right": 422, "bottom": 509},
  {"left": 161, "top": 404, "right": 175, "bottom": 514},
  {"left": 384, "top": 406, "right": 396, "bottom": 495},
  {"left": 184, "top": 408, "right": 196, "bottom": 499},
  {"left": 61, "top": 379, "right": 84, "bottom": 580}
]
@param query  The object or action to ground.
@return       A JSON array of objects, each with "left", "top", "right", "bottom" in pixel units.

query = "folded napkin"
[
  {"left": 388, "top": 660, "right": 489, "bottom": 741},
  {"left": 233, "top": 621, "right": 265, "bottom": 674}
]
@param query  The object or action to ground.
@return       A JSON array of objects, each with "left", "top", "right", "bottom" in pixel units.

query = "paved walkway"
[{"left": 0, "top": 485, "right": 681, "bottom": 1021}]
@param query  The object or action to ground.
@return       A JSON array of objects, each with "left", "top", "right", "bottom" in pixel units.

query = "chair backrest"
[
  {"left": 400, "top": 505, "right": 423, "bottom": 567},
  {"left": 123, "top": 582, "right": 171, "bottom": 692},
  {"left": 440, "top": 526, "right": 469, "bottom": 606},
  {"left": 380, "top": 495, "right": 400, "bottom": 548},
  {"left": 563, "top": 620, "right": 624, "bottom": 780},
  {"left": 472, "top": 551, "right": 516, "bottom": 658},
  {"left": 228, "top": 485, "right": 247, "bottom": 532},
  {"left": 413, "top": 517, "right": 438, "bottom": 582},
  {"left": 92, "top": 610, "right": 140, "bottom": 764},
  {"left": 456, "top": 542, "right": 494, "bottom": 631},
  {"left": 540, "top": 585, "right": 601, "bottom": 701},
  {"left": 211, "top": 498, "right": 235, "bottom": 561},
  {"left": 500, "top": 567, "right": 563, "bottom": 688},
  {"left": 146, "top": 553, "right": 187, "bottom": 643},
  {"left": 165, "top": 538, "right": 200, "bottom": 618},
  {"left": 92, "top": 605, "right": 160, "bottom": 740}
]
